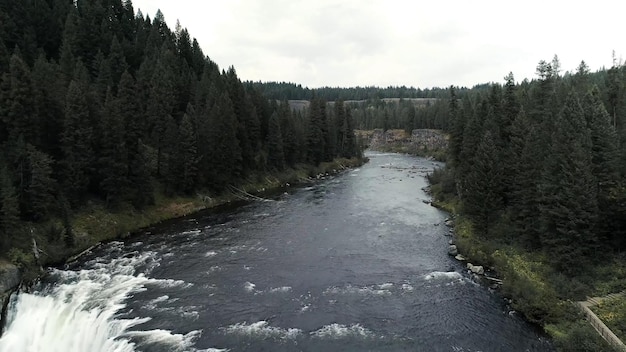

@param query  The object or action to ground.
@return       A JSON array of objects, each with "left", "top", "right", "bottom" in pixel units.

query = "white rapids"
[{"left": 0, "top": 243, "right": 206, "bottom": 352}]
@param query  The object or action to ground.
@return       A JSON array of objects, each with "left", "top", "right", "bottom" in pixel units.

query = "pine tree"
[
  {"left": 146, "top": 45, "right": 176, "bottom": 177},
  {"left": 582, "top": 86, "right": 624, "bottom": 250},
  {"left": 107, "top": 31, "right": 128, "bottom": 92},
  {"left": 5, "top": 52, "right": 38, "bottom": 146},
  {"left": 340, "top": 107, "right": 358, "bottom": 158},
  {"left": 539, "top": 92, "right": 597, "bottom": 273},
  {"left": 61, "top": 65, "right": 94, "bottom": 205},
  {"left": 606, "top": 57, "right": 623, "bottom": 130},
  {"left": 98, "top": 90, "right": 128, "bottom": 207},
  {"left": 498, "top": 74, "right": 520, "bottom": 206},
  {"left": 266, "top": 111, "right": 285, "bottom": 170},
  {"left": 23, "top": 145, "right": 56, "bottom": 221},
  {"left": 278, "top": 101, "right": 298, "bottom": 167},
  {"left": 572, "top": 61, "right": 591, "bottom": 97},
  {"left": 405, "top": 103, "right": 416, "bottom": 134},
  {"left": 117, "top": 70, "right": 153, "bottom": 208},
  {"left": 457, "top": 103, "right": 483, "bottom": 197},
  {"left": 59, "top": 8, "right": 79, "bottom": 86},
  {"left": 306, "top": 97, "right": 326, "bottom": 165},
  {"left": 32, "top": 53, "right": 64, "bottom": 159},
  {"left": 448, "top": 86, "right": 464, "bottom": 165},
  {"left": 509, "top": 122, "right": 544, "bottom": 248},
  {"left": 204, "top": 92, "right": 241, "bottom": 191},
  {"left": 0, "top": 164, "right": 19, "bottom": 250},
  {"left": 462, "top": 130, "right": 503, "bottom": 237},
  {"left": 172, "top": 112, "right": 198, "bottom": 193},
  {"left": 501, "top": 73, "right": 519, "bottom": 143},
  {"left": 0, "top": 72, "right": 10, "bottom": 146},
  {"left": 0, "top": 39, "right": 9, "bottom": 74},
  {"left": 333, "top": 100, "right": 346, "bottom": 155}
]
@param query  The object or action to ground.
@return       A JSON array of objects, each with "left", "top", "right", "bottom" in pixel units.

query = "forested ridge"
[{"left": 0, "top": 0, "right": 360, "bottom": 258}]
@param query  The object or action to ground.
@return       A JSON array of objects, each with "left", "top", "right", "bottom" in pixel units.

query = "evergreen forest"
[{"left": 0, "top": 0, "right": 360, "bottom": 257}]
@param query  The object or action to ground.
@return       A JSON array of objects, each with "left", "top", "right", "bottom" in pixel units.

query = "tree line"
[
  {"left": 0, "top": 0, "right": 359, "bottom": 254},
  {"left": 251, "top": 81, "right": 458, "bottom": 101},
  {"left": 433, "top": 56, "right": 626, "bottom": 275}
]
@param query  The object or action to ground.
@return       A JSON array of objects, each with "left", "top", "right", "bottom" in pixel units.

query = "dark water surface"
[{"left": 0, "top": 152, "right": 553, "bottom": 352}]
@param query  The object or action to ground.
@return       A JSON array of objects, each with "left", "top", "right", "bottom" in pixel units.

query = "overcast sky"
[{"left": 131, "top": 0, "right": 626, "bottom": 89}]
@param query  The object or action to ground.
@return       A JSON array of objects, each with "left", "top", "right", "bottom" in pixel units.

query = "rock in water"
[{"left": 448, "top": 245, "right": 458, "bottom": 256}]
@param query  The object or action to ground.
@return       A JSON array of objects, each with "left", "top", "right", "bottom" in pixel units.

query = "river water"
[{"left": 0, "top": 152, "right": 552, "bottom": 351}]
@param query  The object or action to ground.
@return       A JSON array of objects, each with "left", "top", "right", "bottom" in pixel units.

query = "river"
[{"left": 0, "top": 152, "right": 553, "bottom": 351}]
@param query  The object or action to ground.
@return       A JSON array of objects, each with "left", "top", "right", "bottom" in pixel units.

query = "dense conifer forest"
[
  {"left": 0, "top": 0, "right": 360, "bottom": 256},
  {"left": 437, "top": 57, "right": 626, "bottom": 274}
]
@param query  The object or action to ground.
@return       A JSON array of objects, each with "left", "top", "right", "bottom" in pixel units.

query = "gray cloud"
[{"left": 134, "top": 0, "right": 626, "bottom": 88}]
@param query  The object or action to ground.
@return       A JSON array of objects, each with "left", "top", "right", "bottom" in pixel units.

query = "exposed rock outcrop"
[
  {"left": 0, "top": 261, "right": 20, "bottom": 333},
  {"left": 411, "top": 129, "right": 448, "bottom": 151},
  {"left": 357, "top": 129, "right": 448, "bottom": 155},
  {"left": 0, "top": 263, "right": 19, "bottom": 294}
]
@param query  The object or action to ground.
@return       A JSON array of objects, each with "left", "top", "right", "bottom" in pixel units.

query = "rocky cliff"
[
  {"left": 0, "top": 261, "right": 20, "bottom": 332},
  {"left": 357, "top": 129, "right": 448, "bottom": 159}
]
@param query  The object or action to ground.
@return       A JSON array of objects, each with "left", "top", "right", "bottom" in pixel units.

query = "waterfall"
[{"left": 0, "top": 243, "right": 202, "bottom": 352}]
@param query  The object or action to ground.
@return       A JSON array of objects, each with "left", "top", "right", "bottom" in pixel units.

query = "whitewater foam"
[
  {"left": 401, "top": 283, "right": 414, "bottom": 291},
  {"left": 268, "top": 286, "right": 292, "bottom": 293},
  {"left": 125, "top": 329, "right": 201, "bottom": 351},
  {"left": 423, "top": 271, "right": 463, "bottom": 281},
  {"left": 323, "top": 284, "right": 392, "bottom": 296},
  {"left": 221, "top": 321, "right": 302, "bottom": 340},
  {"left": 310, "top": 323, "right": 374, "bottom": 339},
  {"left": 244, "top": 281, "right": 256, "bottom": 292}
]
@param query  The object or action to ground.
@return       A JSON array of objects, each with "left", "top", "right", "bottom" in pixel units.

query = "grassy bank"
[
  {"left": 6, "top": 157, "right": 366, "bottom": 281},
  {"left": 428, "top": 167, "right": 625, "bottom": 352},
  {"left": 592, "top": 295, "right": 626, "bottom": 342}
]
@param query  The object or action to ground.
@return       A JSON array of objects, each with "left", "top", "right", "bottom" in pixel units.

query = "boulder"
[
  {"left": 454, "top": 254, "right": 466, "bottom": 261},
  {"left": 448, "top": 245, "right": 458, "bottom": 256},
  {"left": 466, "top": 263, "right": 484, "bottom": 275},
  {"left": 444, "top": 219, "right": 454, "bottom": 227},
  {"left": 473, "top": 266, "right": 485, "bottom": 275},
  {"left": 0, "top": 263, "right": 20, "bottom": 293}
]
